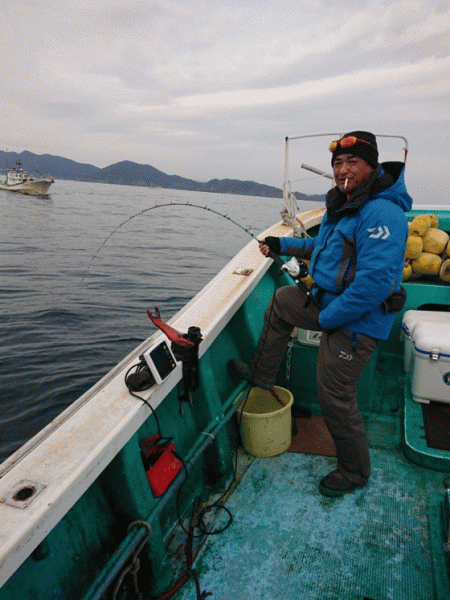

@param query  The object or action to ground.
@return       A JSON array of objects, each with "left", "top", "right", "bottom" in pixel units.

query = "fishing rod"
[
  {"left": 82, "top": 201, "right": 263, "bottom": 281},
  {"left": 83, "top": 200, "right": 307, "bottom": 286}
]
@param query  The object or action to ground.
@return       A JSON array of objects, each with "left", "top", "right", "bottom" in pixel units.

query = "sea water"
[{"left": 0, "top": 179, "right": 322, "bottom": 462}]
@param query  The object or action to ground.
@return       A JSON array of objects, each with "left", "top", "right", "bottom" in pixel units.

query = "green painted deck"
[{"left": 175, "top": 445, "right": 449, "bottom": 600}]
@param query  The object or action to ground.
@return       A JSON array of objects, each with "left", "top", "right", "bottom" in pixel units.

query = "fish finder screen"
[{"left": 149, "top": 341, "right": 176, "bottom": 380}]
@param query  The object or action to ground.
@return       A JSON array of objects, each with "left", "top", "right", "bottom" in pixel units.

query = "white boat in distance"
[{"left": 0, "top": 161, "right": 54, "bottom": 195}]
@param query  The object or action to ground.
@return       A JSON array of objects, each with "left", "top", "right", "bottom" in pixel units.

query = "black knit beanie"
[{"left": 331, "top": 131, "right": 378, "bottom": 168}]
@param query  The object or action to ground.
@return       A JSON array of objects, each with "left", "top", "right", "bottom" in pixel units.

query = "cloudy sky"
[{"left": 1, "top": 0, "right": 449, "bottom": 203}]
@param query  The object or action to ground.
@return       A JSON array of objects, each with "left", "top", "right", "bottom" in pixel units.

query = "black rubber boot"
[
  {"left": 227, "top": 359, "right": 274, "bottom": 390},
  {"left": 319, "top": 470, "right": 361, "bottom": 497}
]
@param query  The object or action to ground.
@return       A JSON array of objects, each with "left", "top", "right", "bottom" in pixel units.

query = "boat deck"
[
  {"left": 175, "top": 443, "right": 448, "bottom": 600},
  {"left": 173, "top": 352, "right": 450, "bottom": 600}
]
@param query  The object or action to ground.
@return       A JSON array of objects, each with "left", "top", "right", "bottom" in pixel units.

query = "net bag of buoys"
[{"left": 403, "top": 213, "right": 450, "bottom": 282}]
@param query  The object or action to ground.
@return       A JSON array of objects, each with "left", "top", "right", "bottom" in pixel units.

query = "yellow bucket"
[{"left": 237, "top": 386, "right": 293, "bottom": 457}]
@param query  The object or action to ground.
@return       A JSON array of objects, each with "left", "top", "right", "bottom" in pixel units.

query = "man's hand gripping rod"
[{"left": 259, "top": 240, "right": 313, "bottom": 302}]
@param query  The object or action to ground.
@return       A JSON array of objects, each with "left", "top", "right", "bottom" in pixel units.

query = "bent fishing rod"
[
  {"left": 82, "top": 202, "right": 258, "bottom": 279},
  {"left": 83, "top": 200, "right": 308, "bottom": 288}
]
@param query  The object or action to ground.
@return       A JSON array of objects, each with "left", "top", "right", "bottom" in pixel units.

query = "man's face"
[{"left": 332, "top": 154, "right": 375, "bottom": 196}]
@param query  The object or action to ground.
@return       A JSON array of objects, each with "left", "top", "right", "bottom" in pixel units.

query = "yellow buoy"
[
  {"left": 411, "top": 252, "right": 442, "bottom": 276},
  {"left": 439, "top": 259, "right": 450, "bottom": 283},
  {"left": 426, "top": 214, "right": 439, "bottom": 228},
  {"left": 409, "top": 214, "right": 432, "bottom": 237},
  {"left": 422, "top": 228, "right": 449, "bottom": 255},
  {"left": 405, "top": 236, "right": 423, "bottom": 259},
  {"left": 403, "top": 262, "right": 413, "bottom": 281}
]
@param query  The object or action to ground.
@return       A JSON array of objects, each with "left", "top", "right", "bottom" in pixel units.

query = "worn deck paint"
[{"left": 175, "top": 447, "right": 447, "bottom": 600}]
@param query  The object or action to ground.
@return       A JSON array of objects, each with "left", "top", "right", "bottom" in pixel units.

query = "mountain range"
[{"left": 0, "top": 150, "right": 325, "bottom": 201}]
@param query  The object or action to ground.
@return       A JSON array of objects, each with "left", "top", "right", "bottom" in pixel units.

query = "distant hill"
[
  {"left": 0, "top": 150, "right": 101, "bottom": 180},
  {"left": 0, "top": 150, "right": 325, "bottom": 201}
]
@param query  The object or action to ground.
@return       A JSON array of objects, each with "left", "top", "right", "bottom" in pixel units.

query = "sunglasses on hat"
[{"left": 329, "top": 136, "right": 375, "bottom": 152}]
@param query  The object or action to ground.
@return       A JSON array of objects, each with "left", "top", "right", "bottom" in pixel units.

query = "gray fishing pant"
[{"left": 250, "top": 284, "right": 378, "bottom": 485}]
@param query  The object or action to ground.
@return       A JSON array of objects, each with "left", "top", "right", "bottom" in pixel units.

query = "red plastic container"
[{"left": 139, "top": 435, "right": 183, "bottom": 498}]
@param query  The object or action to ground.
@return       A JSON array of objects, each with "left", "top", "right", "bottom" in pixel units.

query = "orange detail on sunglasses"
[{"left": 329, "top": 136, "right": 374, "bottom": 152}]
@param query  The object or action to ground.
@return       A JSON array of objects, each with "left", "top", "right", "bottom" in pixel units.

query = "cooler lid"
[
  {"left": 401, "top": 310, "right": 450, "bottom": 338},
  {"left": 411, "top": 321, "right": 450, "bottom": 359}
]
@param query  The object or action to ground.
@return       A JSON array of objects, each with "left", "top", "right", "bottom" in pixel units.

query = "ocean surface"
[{"left": 0, "top": 179, "right": 321, "bottom": 463}]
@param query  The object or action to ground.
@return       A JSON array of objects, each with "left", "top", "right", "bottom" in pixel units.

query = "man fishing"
[{"left": 229, "top": 131, "right": 413, "bottom": 497}]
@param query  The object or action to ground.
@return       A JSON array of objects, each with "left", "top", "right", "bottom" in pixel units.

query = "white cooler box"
[{"left": 401, "top": 310, "right": 450, "bottom": 404}]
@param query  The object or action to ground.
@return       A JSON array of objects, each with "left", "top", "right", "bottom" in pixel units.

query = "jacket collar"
[{"left": 326, "top": 164, "right": 394, "bottom": 220}]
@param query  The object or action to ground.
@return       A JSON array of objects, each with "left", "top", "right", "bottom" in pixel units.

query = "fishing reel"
[{"left": 281, "top": 257, "right": 309, "bottom": 280}]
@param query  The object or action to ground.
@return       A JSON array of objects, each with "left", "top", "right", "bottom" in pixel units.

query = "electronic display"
[{"left": 143, "top": 340, "right": 177, "bottom": 384}]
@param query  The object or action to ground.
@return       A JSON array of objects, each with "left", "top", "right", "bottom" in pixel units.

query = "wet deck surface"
[{"left": 175, "top": 446, "right": 447, "bottom": 600}]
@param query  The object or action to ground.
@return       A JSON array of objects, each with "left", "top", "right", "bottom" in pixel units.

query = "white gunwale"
[{"left": 0, "top": 207, "right": 325, "bottom": 587}]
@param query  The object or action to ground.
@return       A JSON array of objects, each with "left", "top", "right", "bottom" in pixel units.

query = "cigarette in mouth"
[{"left": 344, "top": 178, "right": 348, "bottom": 190}]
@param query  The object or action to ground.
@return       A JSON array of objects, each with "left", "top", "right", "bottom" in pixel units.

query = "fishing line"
[
  {"left": 82, "top": 201, "right": 261, "bottom": 283},
  {"left": 115, "top": 203, "right": 303, "bottom": 556}
]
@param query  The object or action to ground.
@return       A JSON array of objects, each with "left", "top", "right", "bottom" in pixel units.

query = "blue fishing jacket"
[{"left": 279, "top": 162, "right": 413, "bottom": 340}]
